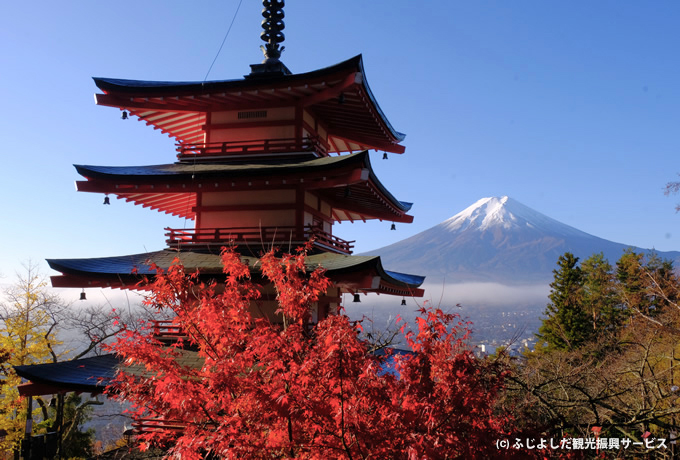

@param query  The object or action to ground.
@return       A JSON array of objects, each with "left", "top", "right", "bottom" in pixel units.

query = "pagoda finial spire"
[
  {"left": 260, "top": 0, "right": 285, "bottom": 61},
  {"left": 249, "top": 0, "right": 291, "bottom": 76}
]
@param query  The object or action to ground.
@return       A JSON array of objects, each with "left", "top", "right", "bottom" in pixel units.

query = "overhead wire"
[
  {"left": 179, "top": 0, "right": 245, "bottom": 251},
  {"left": 204, "top": 0, "right": 245, "bottom": 81}
]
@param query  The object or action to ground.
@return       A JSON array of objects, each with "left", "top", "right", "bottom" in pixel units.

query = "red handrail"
[
  {"left": 176, "top": 136, "right": 326, "bottom": 159},
  {"left": 152, "top": 320, "right": 183, "bottom": 338},
  {"left": 165, "top": 226, "right": 354, "bottom": 254},
  {"left": 132, "top": 418, "right": 186, "bottom": 434}
]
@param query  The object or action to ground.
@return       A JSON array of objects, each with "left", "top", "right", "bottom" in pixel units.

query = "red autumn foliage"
[{"left": 107, "top": 247, "right": 537, "bottom": 459}]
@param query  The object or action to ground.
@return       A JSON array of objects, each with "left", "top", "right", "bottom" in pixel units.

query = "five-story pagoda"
[
  {"left": 16, "top": 0, "right": 424, "bottom": 399},
  {"left": 47, "top": 4, "right": 424, "bottom": 324}
]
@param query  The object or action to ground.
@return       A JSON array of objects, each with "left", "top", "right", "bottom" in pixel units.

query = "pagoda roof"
[
  {"left": 14, "top": 352, "right": 201, "bottom": 396},
  {"left": 14, "top": 354, "right": 120, "bottom": 396},
  {"left": 94, "top": 55, "right": 406, "bottom": 154},
  {"left": 14, "top": 346, "right": 412, "bottom": 397},
  {"left": 47, "top": 249, "right": 425, "bottom": 297},
  {"left": 75, "top": 150, "right": 414, "bottom": 223}
]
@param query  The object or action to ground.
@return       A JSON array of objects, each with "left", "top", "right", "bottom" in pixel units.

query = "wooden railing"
[
  {"left": 306, "top": 226, "right": 355, "bottom": 254},
  {"left": 165, "top": 225, "right": 354, "bottom": 254},
  {"left": 150, "top": 320, "right": 319, "bottom": 343},
  {"left": 132, "top": 418, "right": 186, "bottom": 434},
  {"left": 152, "top": 320, "right": 184, "bottom": 338},
  {"left": 176, "top": 136, "right": 326, "bottom": 160}
]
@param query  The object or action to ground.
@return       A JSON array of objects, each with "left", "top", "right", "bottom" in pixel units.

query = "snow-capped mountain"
[{"left": 366, "top": 196, "right": 680, "bottom": 283}]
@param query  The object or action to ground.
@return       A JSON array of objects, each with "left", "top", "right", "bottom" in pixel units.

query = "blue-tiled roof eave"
[
  {"left": 14, "top": 354, "right": 122, "bottom": 393},
  {"left": 73, "top": 151, "right": 359, "bottom": 179},
  {"left": 384, "top": 270, "right": 426, "bottom": 287},
  {"left": 47, "top": 250, "right": 425, "bottom": 291},
  {"left": 93, "top": 55, "right": 405, "bottom": 148},
  {"left": 361, "top": 151, "right": 413, "bottom": 213},
  {"left": 92, "top": 55, "right": 365, "bottom": 95},
  {"left": 74, "top": 151, "right": 414, "bottom": 215},
  {"left": 354, "top": 56, "right": 406, "bottom": 144}
]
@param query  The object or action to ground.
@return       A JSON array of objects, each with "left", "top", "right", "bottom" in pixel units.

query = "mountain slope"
[{"left": 366, "top": 197, "right": 680, "bottom": 283}]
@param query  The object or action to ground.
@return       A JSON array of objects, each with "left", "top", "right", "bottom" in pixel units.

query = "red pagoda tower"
[
  {"left": 16, "top": 0, "right": 423, "bottom": 421},
  {"left": 44, "top": 36, "right": 424, "bottom": 324},
  {"left": 43, "top": 51, "right": 424, "bottom": 322}
]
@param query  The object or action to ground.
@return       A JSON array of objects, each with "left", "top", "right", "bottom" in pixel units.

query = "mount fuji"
[{"left": 366, "top": 196, "right": 680, "bottom": 284}]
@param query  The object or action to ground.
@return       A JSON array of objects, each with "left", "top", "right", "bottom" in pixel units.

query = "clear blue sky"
[{"left": 1, "top": 1, "right": 679, "bottom": 288}]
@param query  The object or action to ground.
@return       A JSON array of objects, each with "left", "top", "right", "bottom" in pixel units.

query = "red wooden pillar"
[
  {"left": 295, "top": 186, "right": 304, "bottom": 241},
  {"left": 295, "top": 104, "right": 303, "bottom": 150}
]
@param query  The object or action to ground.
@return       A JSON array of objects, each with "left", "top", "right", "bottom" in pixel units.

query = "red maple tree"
[{"left": 107, "top": 247, "right": 536, "bottom": 459}]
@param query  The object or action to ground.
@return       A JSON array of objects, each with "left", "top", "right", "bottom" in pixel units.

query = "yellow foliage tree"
[{"left": 0, "top": 262, "right": 65, "bottom": 454}]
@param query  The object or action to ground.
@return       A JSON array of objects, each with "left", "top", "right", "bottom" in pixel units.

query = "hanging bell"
[
  {"left": 103, "top": 195, "right": 110, "bottom": 205},
  {"left": 123, "top": 427, "right": 134, "bottom": 445},
  {"left": 79, "top": 289, "right": 87, "bottom": 301},
  {"left": 121, "top": 110, "right": 128, "bottom": 120},
  {"left": 401, "top": 297, "right": 406, "bottom": 306},
  {"left": 390, "top": 223, "right": 396, "bottom": 231},
  {"left": 353, "top": 293, "right": 361, "bottom": 303},
  {"left": 343, "top": 186, "right": 351, "bottom": 198},
  {"left": 382, "top": 152, "right": 388, "bottom": 160}
]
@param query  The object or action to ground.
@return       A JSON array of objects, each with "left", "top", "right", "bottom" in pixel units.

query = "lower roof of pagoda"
[
  {"left": 14, "top": 346, "right": 412, "bottom": 397},
  {"left": 14, "top": 351, "right": 198, "bottom": 396},
  {"left": 47, "top": 249, "right": 425, "bottom": 297},
  {"left": 75, "top": 150, "right": 414, "bottom": 223},
  {"left": 93, "top": 55, "right": 406, "bottom": 154},
  {"left": 15, "top": 354, "right": 120, "bottom": 396}
]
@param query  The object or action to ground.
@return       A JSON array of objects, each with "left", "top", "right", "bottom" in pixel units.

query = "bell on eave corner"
[
  {"left": 79, "top": 289, "right": 87, "bottom": 301},
  {"left": 103, "top": 195, "right": 110, "bottom": 205},
  {"left": 353, "top": 293, "right": 361, "bottom": 303},
  {"left": 401, "top": 297, "right": 407, "bottom": 306},
  {"left": 121, "top": 110, "right": 128, "bottom": 120},
  {"left": 382, "top": 152, "right": 388, "bottom": 160},
  {"left": 390, "top": 223, "right": 396, "bottom": 231}
]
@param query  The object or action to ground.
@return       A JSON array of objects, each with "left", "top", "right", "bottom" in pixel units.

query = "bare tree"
[{"left": 665, "top": 175, "right": 680, "bottom": 212}]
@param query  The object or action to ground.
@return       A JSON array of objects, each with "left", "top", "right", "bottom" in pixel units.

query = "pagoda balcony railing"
[
  {"left": 132, "top": 418, "right": 186, "bottom": 435},
  {"left": 151, "top": 320, "right": 318, "bottom": 343},
  {"left": 152, "top": 320, "right": 184, "bottom": 339},
  {"left": 165, "top": 225, "right": 355, "bottom": 254},
  {"left": 176, "top": 136, "right": 327, "bottom": 160}
]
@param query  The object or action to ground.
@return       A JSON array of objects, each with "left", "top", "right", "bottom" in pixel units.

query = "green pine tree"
[
  {"left": 537, "top": 252, "right": 590, "bottom": 351},
  {"left": 581, "top": 252, "right": 624, "bottom": 337},
  {"left": 617, "top": 250, "right": 653, "bottom": 317}
]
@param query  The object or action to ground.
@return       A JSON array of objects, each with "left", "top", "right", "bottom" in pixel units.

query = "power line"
[{"left": 204, "top": 0, "right": 245, "bottom": 81}]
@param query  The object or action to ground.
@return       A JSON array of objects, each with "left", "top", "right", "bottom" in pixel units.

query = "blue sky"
[{"left": 1, "top": 1, "right": 679, "bottom": 289}]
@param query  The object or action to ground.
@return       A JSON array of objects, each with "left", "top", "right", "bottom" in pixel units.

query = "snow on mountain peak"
[
  {"left": 442, "top": 196, "right": 585, "bottom": 237},
  {"left": 365, "top": 196, "right": 680, "bottom": 284},
  {"left": 444, "top": 196, "right": 517, "bottom": 231}
]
